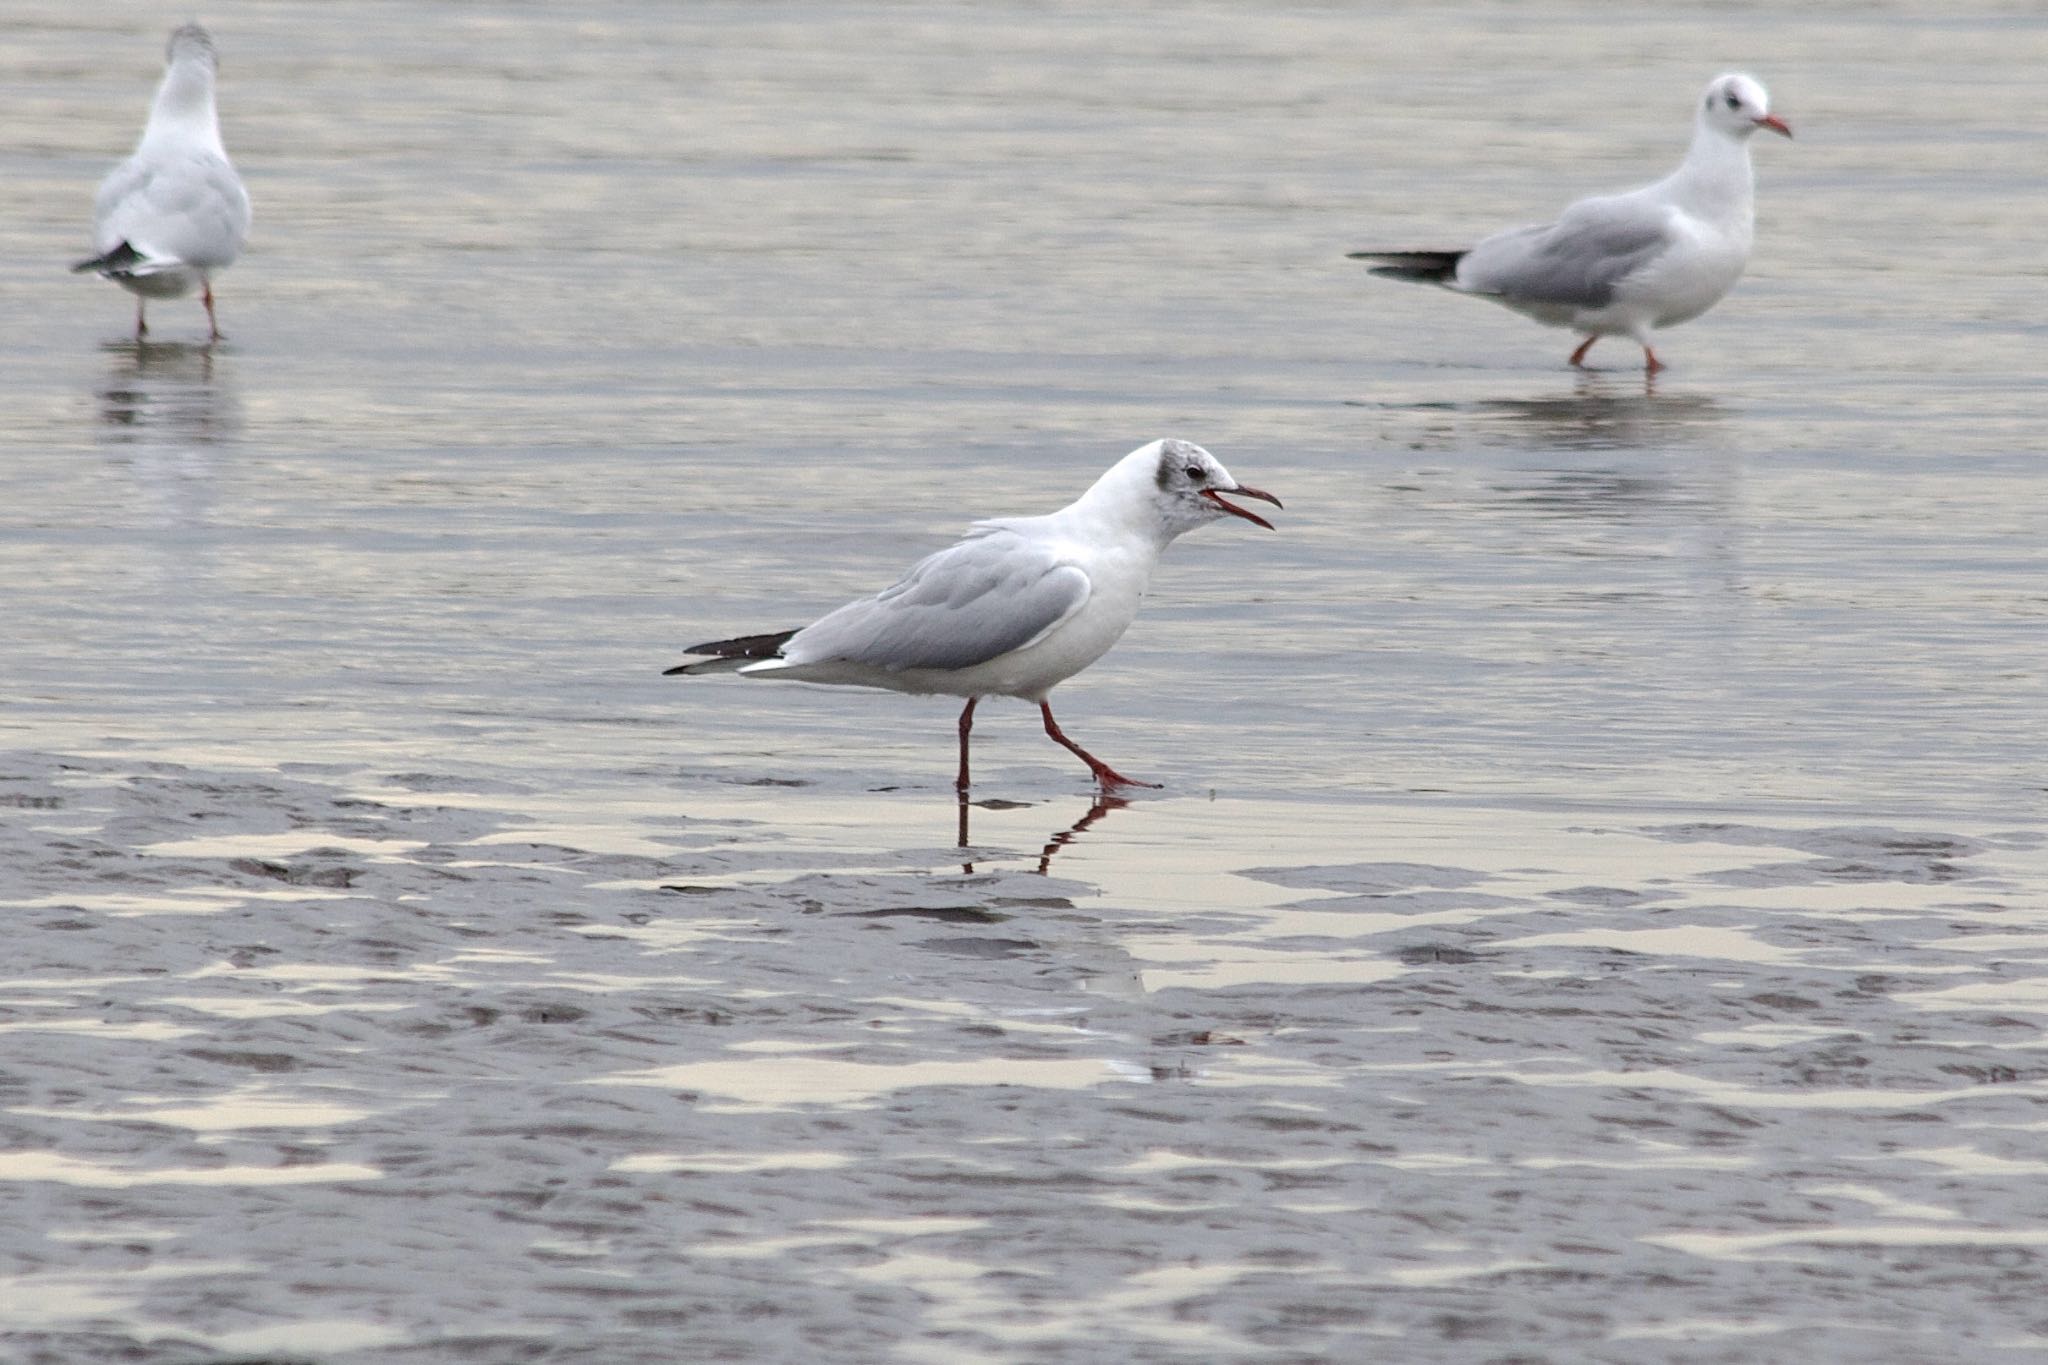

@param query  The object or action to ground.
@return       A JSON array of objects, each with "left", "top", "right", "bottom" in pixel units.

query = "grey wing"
[
  {"left": 782, "top": 531, "right": 1091, "bottom": 673},
  {"left": 96, "top": 150, "right": 250, "bottom": 269},
  {"left": 1458, "top": 197, "right": 1674, "bottom": 308}
]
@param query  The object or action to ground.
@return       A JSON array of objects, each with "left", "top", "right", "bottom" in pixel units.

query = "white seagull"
[
  {"left": 667, "top": 439, "right": 1282, "bottom": 792},
  {"left": 73, "top": 23, "right": 252, "bottom": 342},
  {"left": 1350, "top": 73, "right": 1791, "bottom": 373}
]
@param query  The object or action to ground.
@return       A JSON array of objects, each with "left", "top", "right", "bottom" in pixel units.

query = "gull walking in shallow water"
[
  {"left": 1349, "top": 73, "right": 1790, "bottom": 373},
  {"left": 73, "top": 23, "right": 251, "bottom": 342},
  {"left": 667, "top": 439, "right": 1282, "bottom": 792}
]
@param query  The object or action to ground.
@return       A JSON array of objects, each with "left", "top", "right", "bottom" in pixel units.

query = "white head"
[
  {"left": 1699, "top": 73, "right": 1791, "bottom": 140},
  {"left": 1086, "top": 438, "right": 1282, "bottom": 541},
  {"left": 147, "top": 22, "right": 226, "bottom": 135},
  {"left": 166, "top": 23, "right": 219, "bottom": 71}
]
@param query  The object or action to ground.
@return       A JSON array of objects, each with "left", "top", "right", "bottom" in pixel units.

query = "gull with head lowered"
[
  {"left": 1350, "top": 73, "right": 1791, "bottom": 373},
  {"left": 667, "top": 439, "right": 1282, "bottom": 792},
  {"left": 73, "top": 23, "right": 252, "bottom": 341}
]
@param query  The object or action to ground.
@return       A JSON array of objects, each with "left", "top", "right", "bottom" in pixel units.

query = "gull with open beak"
[
  {"left": 1349, "top": 72, "right": 1792, "bottom": 373},
  {"left": 667, "top": 439, "right": 1282, "bottom": 792}
]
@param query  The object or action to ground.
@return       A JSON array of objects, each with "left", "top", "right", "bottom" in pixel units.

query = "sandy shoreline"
[{"left": 5, "top": 748, "right": 2044, "bottom": 1360}]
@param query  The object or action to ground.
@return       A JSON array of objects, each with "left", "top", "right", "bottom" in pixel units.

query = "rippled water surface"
[{"left": 3, "top": 2, "right": 2046, "bottom": 1361}]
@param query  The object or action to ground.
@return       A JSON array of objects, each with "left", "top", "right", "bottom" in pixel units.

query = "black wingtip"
[
  {"left": 1348, "top": 249, "right": 1466, "bottom": 285},
  {"left": 663, "top": 628, "right": 800, "bottom": 676},
  {"left": 688, "top": 628, "right": 800, "bottom": 659},
  {"left": 71, "top": 241, "right": 145, "bottom": 275}
]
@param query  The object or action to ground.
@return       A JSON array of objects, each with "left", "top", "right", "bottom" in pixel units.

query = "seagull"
[
  {"left": 666, "top": 439, "right": 1282, "bottom": 792},
  {"left": 1349, "top": 73, "right": 1791, "bottom": 373},
  {"left": 72, "top": 23, "right": 252, "bottom": 342}
]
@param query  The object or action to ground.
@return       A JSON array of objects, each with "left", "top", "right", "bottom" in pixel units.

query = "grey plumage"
[
  {"left": 1352, "top": 200, "right": 1672, "bottom": 310},
  {"left": 1457, "top": 206, "right": 1675, "bottom": 309},
  {"left": 759, "top": 530, "right": 1088, "bottom": 675},
  {"left": 661, "top": 438, "right": 1282, "bottom": 791},
  {"left": 1344, "top": 72, "right": 1790, "bottom": 371},
  {"left": 77, "top": 22, "right": 250, "bottom": 338},
  {"left": 81, "top": 151, "right": 250, "bottom": 276}
]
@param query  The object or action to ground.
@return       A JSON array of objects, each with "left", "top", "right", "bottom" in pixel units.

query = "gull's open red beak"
[
  {"left": 1202, "top": 484, "right": 1283, "bottom": 530},
  {"left": 1755, "top": 114, "right": 1792, "bottom": 138}
]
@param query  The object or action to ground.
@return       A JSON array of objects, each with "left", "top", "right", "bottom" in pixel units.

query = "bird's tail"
[
  {"left": 71, "top": 241, "right": 174, "bottom": 279},
  {"left": 1347, "top": 250, "right": 1466, "bottom": 285},
  {"left": 662, "top": 628, "right": 799, "bottom": 676}
]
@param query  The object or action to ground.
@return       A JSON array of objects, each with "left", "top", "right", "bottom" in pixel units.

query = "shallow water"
[{"left": 3, "top": 2, "right": 2046, "bottom": 1362}]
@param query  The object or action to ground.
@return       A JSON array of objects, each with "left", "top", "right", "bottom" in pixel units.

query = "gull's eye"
[
  {"left": 1184, "top": 464, "right": 1204, "bottom": 481},
  {"left": 1724, "top": 92, "right": 1741, "bottom": 110}
]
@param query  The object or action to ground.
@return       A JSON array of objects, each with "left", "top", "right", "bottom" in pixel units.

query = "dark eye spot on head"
[
  {"left": 1724, "top": 92, "right": 1741, "bottom": 110},
  {"left": 1184, "top": 464, "right": 1204, "bottom": 481}
]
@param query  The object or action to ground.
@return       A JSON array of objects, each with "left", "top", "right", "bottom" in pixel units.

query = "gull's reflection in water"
[
  {"left": 1372, "top": 373, "right": 1730, "bottom": 455},
  {"left": 957, "top": 792, "right": 1131, "bottom": 875},
  {"left": 1375, "top": 376, "right": 1740, "bottom": 526},
  {"left": 1470, "top": 384, "right": 1728, "bottom": 453},
  {"left": 1490, "top": 465, "right": 1708, "bottom": 522},
  {"left": 96, "top": 339, "right": 241, "bottom": 448},
  {"left": 93, "top": 340, "right": 243, "bottom": 565}
]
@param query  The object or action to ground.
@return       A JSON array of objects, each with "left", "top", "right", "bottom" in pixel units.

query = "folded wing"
[
  {"left": 1459, "top": 198, "right": 1675, "bottom": 308},
  {"left": 775, "top": 529, "right": 1091, "bottom": 674},
  {"left": 90, "top": 150, "right": 250, "bottom": 271}
]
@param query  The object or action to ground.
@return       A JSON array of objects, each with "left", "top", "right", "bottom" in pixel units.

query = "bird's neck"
[
  {"left": 142, "top": 62, "right": 226, "bottom": 154},
  {"left": 1067, "top": 473, "right": 1183, "bottom": 560},
  {"left": 1056, "top": 464, "right": 1144, "bottom": 543},
  {"left": 1666, "top": 123, "right": 1755, "bottom": 222},
  {"left": 1062, "top": 501, "right": 1171, "bottom": 565}
]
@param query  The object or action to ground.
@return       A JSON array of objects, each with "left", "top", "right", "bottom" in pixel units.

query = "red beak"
[
  {"left": 1755, "top": 114, "right": 1792, "bottom": 138},
  {"left": 1202, "top": 485, "right": 1282, "bottom": 530}
]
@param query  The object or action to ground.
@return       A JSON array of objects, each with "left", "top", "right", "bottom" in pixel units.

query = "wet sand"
[{"left": 5, "top": 751, "right": 2046, "bottom": 1361}]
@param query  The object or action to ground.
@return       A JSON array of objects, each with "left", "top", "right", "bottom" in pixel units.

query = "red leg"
[
  {"left": 1039, "top": 701, "right": 1160, "bottom": 791},
  {"left": 1642, "top": 345, "right": 1664, "bottom": 375},
  {"left": 1568, "top": 335, "right": 1597, "bottom": 367},
  {"left": 955, "top": 697, "right": 978, "bottom": 792},
  {"left": 203, "top": 283, "right": 221, "bottom": 341},
  {"left": 135, "top": 299, "right": 148, "bottom": 339}
]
